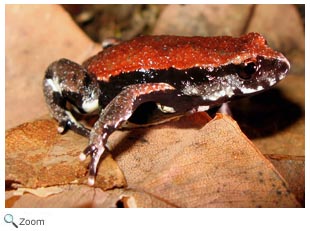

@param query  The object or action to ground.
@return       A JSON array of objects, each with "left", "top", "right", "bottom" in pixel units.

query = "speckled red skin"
[{"left": 86, "top": 32, "right": 284, "bottom": 81}]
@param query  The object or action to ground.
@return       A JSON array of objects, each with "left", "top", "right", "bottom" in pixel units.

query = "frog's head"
[
  {"left": 219, "top": 54, "right": 290, "bottom": 97},
  {"left": 182, "top": 48, "right": 290, "bottom": 106}
]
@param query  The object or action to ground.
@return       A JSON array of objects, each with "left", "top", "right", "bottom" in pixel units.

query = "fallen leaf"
[
  {"left": 6, "top": 185, "right": 109, "bottom": 208},
  {"left": 115, "top": 114, "right": 301, "bottom": 207},
  {"left": 153, "top": 5, "right": 252, "bottom": 36},
  {"left": 6, "top": 114, "right": 301, "bottom": 207},
  {"left": 5, "top": 118, "right": 127, "bottom": 191},
  {"left": 265, "top": 154, "right": 304, "bottom": 206},
  {"left": 14, "top": 186, "right": 65, "bottom": 197}
]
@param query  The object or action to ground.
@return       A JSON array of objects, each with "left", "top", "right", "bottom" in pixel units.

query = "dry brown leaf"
[
  {"left": 153, "top": 5, "right": 252, "bottom": 36},
  {"left": 14, "top": 186, "right": 65, "bottom": 197},
  {"left": 6, "top": 186, "right": 175, "bottom": 208},
  {"left": 109, "top": 189, "right": 175, "bottom": 208},
  {"left": 6, "top": 185, "right": 109, "bottom": 208},
  {"left": 5, "top": 119, "right": 126, "bottom": 191},
  {"left": 6, "top": 114, "right": 301, "bottom": 207},
  {"left": 115, "top": 113, "right": 301, "bottom": 207},
  {"left": 265, "top": 154, "right": 304, "bottom": 206}
]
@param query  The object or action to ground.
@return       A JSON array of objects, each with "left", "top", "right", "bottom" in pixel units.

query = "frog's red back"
[{"left": 86, "top": 33, "right": 286, "bottom": 81}]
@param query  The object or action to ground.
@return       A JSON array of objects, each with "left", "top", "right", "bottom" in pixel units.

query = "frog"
[{"left": 43, "top": 32, "right": 290, "bottom": 185}]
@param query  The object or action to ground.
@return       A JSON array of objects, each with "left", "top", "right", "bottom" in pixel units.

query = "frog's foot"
[
  {"left": 57, "top": 113, "right": 91, "bottom": 137},
  {"left": 80, "top": 141, "right": 107, "bottom": 186}
]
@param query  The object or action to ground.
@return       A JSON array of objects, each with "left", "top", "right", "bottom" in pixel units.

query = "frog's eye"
[{"left": 237, "top": 62, "right": 258, "bottom": 80}]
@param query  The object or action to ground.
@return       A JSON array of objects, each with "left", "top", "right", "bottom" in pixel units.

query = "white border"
[
  {"left": 1, "top": 2, "right": 5, "bottom": 212},
  {"left": 1, "top": 1, "right": 309, "bottom": 231}
]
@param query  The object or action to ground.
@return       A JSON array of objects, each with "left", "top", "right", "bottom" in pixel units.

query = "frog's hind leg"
[{"left": 81, "top": 83, "right": 176, "bottom": 185}]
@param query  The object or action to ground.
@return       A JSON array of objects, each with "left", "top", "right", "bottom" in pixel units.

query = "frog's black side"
[
  {"left": 98, "top": 56, "right": 288, "bottom": 107},
  {"left": 43, "top": 55, "right": 289, "bottom": 185}
]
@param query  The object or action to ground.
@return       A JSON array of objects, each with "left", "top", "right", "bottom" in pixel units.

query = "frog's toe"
[
  {"left": 88, "top": 176, "right": 95, "bottom": 186},
  {"left": 81, "top": 144, "right": 97, "bottom": 159},
  {"left": 80, "top": 145, "right": 94, "bottom": 162},
  {"left": 57, "top": 114, "right": 91, "bottom": 137},
  {"left": 88, "top": 147, "right": 105, "bottom": 177},
  {"left": 69, "top": 122, "right": 91, "bottom": 137},
  {"left": 81, "top": 143, "right": 106, "bottom": 185},
  {"left": 57, "top": 120, "right": 68, "bottom": 134},
  {"left": 57, "top": 126, "right": 65, "bottom": 134},
  {"left": 79, "top": 152, "right": 87, "bottom": 161}
]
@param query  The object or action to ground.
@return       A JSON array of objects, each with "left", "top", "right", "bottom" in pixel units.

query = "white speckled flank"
[
  {"left": 240, "top": 85, "right": 264, "bottom": 94},
  {"left": 197, "top": 106, "right": 210, "bottom": 112}
]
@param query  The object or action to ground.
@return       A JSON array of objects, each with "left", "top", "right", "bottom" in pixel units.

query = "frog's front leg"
[
  {"left": 81, "top": 83, "right": 175, "bottom": 185},
  {"left": 43, "top": 59, "right": 99, "bottom": 137},
  {"left": 43, "top": 77, "right": 91, "bottom": 137}
]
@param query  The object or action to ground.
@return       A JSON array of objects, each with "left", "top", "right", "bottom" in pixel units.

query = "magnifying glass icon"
[{"left": 4, "top": 214, "right": 18, "bottom": 228}]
